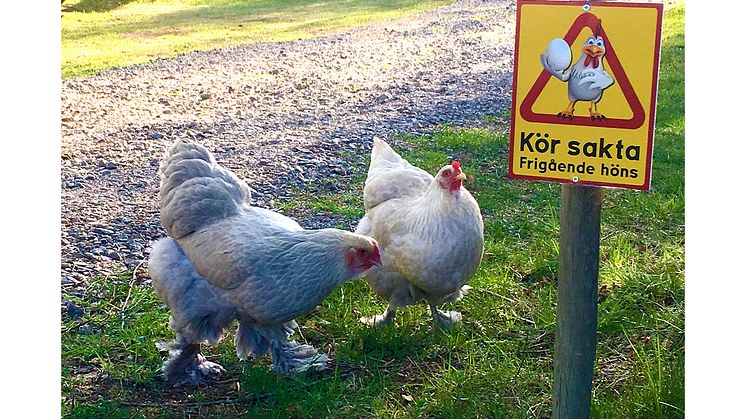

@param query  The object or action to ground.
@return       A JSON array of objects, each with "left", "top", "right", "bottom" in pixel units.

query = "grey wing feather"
[{"left": 159, "top": 140, "right": 252, "bottom": 239}]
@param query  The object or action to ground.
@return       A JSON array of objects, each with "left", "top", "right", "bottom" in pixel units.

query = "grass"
[
  {"left": 61, "top": 0, "right": 451, "bottom": 78},
  {"left": 61, "top": 2, "right": 684, "bottom": 417}
]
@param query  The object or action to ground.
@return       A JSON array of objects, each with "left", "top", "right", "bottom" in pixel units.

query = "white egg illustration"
[{"left": 544, "top": 38, "right": 571, "bottom": 72}]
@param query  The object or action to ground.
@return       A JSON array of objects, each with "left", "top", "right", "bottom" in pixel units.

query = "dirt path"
[{"left": 60, "top": 0, "right": 517, "bottom": 288}]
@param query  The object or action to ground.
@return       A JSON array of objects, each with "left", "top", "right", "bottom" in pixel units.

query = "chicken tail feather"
[
  {"left": 355, "top": 215, "right": 372, "bottom": 236},
  {"left": 158, "top": 139, "right": 252, "bottom": 239},
  {"left": 369, "top": 137, "right": 405, "bottom": 170}
]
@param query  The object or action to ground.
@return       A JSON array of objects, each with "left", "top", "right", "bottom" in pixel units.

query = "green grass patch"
[
  {"left": 61, "top": 0, "right": 451, "bottom": 78},
  {"left": 62, "top": 2, "right": 684, "bottom": 417}
]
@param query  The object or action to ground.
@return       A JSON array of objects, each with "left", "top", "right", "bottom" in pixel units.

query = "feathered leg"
[
  {"left": 360, "top": 302, "right": 397, "bottom": 326},
  {"left": 428, "top": 302, "right": 463, "bottom": 329},
  {"left": 235, "top": 320, "right": 328, "bottom": 373},
  {"left": 444, "top": 285, "right": 472, "bottom": 303},
  {"left": 428, "top": 285, "right": 472, "bottom": 328},
  {"left": 149, "top": 237, "right": 236, "bottom": 386},
  {"left": 157, "top": 334, "right": 225, "bottom": 386},
  {"left": 270, "top": 340, "right": 329, "bottom": 374},
  {"left": 360, "top": 281, "right": 416, "bottom": 327}
]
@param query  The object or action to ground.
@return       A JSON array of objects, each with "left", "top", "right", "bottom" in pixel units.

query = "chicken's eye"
[
  {"left": 587, "top": 39, "right": 595, "bottom": 46},
  {"left": 596, "top": 38, "right": 603, "bottom": 47},
  {"left": 359, "top": 249, "right": 368, "bottom": 256},
  {"left": 443, "top": 169, "right": 452, "bottom": 177}
]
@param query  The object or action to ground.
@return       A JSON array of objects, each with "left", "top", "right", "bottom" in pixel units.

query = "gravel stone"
[{"left": 66, "top": 302, "right": 85, "bottom": 320}]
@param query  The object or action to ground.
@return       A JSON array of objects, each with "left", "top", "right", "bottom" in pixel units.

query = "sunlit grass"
[{"left": 61, "top": 0, "right": 451, "bottom": 78}]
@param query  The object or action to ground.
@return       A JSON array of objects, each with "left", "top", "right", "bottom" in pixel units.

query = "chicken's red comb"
[{"left": 451, "top": 160, "right": 461, "bottom": 172}]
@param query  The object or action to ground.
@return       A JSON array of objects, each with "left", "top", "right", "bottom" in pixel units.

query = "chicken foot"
[
  {"left": 360, "top": 304, "right": 397, "bottom": 326},
  {"left": 558, "top": 101, "right": 576, "bottom": 119},
  {"left": 589, "top": 102, "right": 606, "bottom": 120},
  {"left": 428, "top": 303, "right": 463, "bottom": 329},
  {"left": 237, "top": 320, "right": 329, "bottom": 374},
  {"left": 157, "top": 335, "right": 225, "bottom": 387},
  {"left": 270, "top": 340, "right": 330, "bottom": 373}
]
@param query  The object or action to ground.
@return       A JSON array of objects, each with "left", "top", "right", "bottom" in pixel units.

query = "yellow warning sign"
[{"left": 508, "top": 1, "right": 663, "bottom": 190}]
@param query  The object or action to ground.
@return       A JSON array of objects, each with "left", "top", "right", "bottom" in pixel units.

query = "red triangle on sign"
[{"left": 519, "top": 12, "right": 645, "bottom": 129}]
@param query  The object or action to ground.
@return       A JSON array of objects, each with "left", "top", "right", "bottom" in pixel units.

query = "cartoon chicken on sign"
[{"left": 540, "top": 21, "right": 614, "bottom": 120}]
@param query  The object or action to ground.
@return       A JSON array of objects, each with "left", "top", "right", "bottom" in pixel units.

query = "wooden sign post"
[
  {"left": 507, "top": 1, "right": 663, "bottom": 417},
  {"left": 554, "top": 184, "right": 603, "bottom": 418}
]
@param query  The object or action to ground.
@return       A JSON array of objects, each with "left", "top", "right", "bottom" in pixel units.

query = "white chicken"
[
  {"left": 540, "top": 21, "right": 615, "bottom": 120},
  {"left": 148, "top": 140, "right": 381, "bottom": 386},
  {"left": 356, "top": 138, "right": 484, "bottom": 328}
]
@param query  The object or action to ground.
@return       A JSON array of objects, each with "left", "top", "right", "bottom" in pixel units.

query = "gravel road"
[{"left": 60, "top": 0, "right": 517, "bottom": 289}]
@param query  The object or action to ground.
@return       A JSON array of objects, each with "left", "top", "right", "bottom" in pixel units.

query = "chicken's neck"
[
  {"left": 286, "top": 229, "right": 367, "bottom": 284},
  {"left": 572, "top": 57, "right": 604, "bottom": 75},
  {"left": 417, "top": 182, "right": 469, "bottom": 213},
  {"left": 396, "top": 181, "right": 480, "bottom": 240}
]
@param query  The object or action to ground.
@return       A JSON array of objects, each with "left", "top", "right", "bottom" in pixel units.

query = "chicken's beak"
[
  {"left": 455, "top": 172, "right": 467, "bottom": 181},
  {"left": 584, "top": 45, "right": 603, "bottom": 57}
]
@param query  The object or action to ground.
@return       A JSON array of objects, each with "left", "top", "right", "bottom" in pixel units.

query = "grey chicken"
[{"left": 148, "top": 140, "right": 381, "bottom": 386}]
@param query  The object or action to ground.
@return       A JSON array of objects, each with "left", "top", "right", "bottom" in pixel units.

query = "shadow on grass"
[
  {"left": 64, "top": 0, "right": 139, "bottom": 13},
  {"left": 63, "top": 0, "right": 447, "bottom": 39}
]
